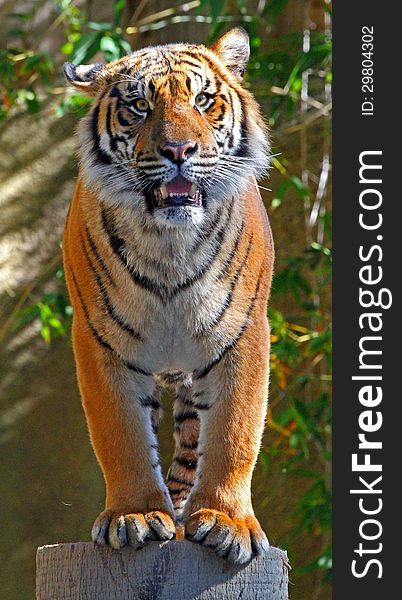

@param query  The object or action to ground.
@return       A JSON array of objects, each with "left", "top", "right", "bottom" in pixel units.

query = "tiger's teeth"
[
  {"left": 160, "top": 185, "right": 168, "bottom": 200},
  {"left": 190, "top": 183, "right": 197, "bottom": 198}
]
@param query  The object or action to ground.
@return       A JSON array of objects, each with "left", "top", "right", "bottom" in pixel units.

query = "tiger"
[{"left": 63, "top": 27, "right": 274, "bottom": 565}]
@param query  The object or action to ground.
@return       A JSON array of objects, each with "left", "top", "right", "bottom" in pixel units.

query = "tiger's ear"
[
  {"left": 63, "top": 62, "right": 105, "bottom": 95},
  {"left": 211, "top": 28, "right": 250, "bottom": 80}
]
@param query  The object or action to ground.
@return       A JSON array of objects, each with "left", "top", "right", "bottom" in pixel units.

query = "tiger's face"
[{"left": 65, "top": 28, "right": 269, "bottom": 228}]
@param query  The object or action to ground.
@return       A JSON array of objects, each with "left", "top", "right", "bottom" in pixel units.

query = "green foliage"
[
  {"left": 265, "top": 199, "right": 332, "bottom": 582},
  {"left": 57, "top": 0, "right": 132, "bottom": 65},
  {"left": 54, "top": 93, "right": 93, "bottom": 118},
  {"left": 0, "top": 48, "right": 54, "bottom": 118},
  {"left": 16, "top": 290, "right": 72, "bottom": 343},
  {"left": 1, "top": 1, "right": 132, "bottom": 120},
  {"left": 57, "top": 3, "right": 128, "bottom": 78}
]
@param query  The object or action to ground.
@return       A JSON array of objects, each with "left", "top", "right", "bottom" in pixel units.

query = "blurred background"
[{"left": 0, "top": 1, "right": 332, "bottom": 598}]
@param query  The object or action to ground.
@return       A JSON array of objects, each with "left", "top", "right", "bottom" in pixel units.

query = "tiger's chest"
[
  {"left": 137, "top": 301, "right": 204, "bottom": 373},
  {"left": 89, "top": 197, "right": 247, "bottom": 376},
  {"left": 118, "top": 261, "right": 232, "bottom": 373}
]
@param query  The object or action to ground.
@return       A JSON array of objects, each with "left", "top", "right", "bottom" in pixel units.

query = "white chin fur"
[
  {"left": 80, "top": 160, "right": 206, "bottom": 229},
  {"left": 152, "top": 205, "right": 206, "bottom": 228}
]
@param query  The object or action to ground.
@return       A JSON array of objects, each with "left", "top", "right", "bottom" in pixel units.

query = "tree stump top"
[{"left": 36, "top": 540, "right": 289, "bottom": 599}]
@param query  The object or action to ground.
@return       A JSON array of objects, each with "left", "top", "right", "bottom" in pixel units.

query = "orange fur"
[{"left": 63, "top": 29, "right": 274, "bottom": 563}]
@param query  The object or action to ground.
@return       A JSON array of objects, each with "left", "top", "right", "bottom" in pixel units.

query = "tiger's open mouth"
[{"left": 152, "top": 175, "right": 203, "bottom": 208}]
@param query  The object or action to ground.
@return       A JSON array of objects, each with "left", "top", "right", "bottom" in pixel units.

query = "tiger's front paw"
[
  {"left": 92, "top": 508, "right": 176, "bottom": 550},
  {"left": 184, "top": 509, "right": 269, "bottom": 564}
]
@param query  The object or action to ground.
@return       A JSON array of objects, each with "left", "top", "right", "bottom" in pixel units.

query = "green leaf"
[
  {"left": 87, "top": 21, "right": 112, "bottom": 32},
  {"left": 285, "top": 43, "right": 332, "bottom": 91},
  {"left": 289, "top": 175, "right": 310, "bottom": 199},
  {"left": 291, "top": 398, "right": 310, "bottom": 433},
  {"left": 100, "top": 35, "right": 121, "bottom": 61},
  {"left": 117, "top": 37, "right": 132, "bottom": 55},
  {"left": 113, "top": 0, "right": 126, "bottom": 26},
  {"left": 209, "top": 0, "right": 225, "bottom": 20},
  {"left": 41, "top": 325, "right": 51, "bottom": 343},
  {"left": 61, "top": 42, "right": 74, "bottom": 55},
  {"left": 70, "top": 31, "right": 103, "bottom": 65}
]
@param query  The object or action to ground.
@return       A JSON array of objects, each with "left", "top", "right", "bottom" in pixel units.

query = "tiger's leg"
[
  {"left": 166, "top": 383, "right": 200, "bottom": 514},
  {"left": 183, "top": 320, "right": 270, "bottom": 564},
  {"left": 70, "top": 316, "right": 175, "bottom": 550}
]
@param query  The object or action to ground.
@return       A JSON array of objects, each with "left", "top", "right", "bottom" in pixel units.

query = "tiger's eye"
[
  {"left": 133, "top": 98, "right": 150, "bottom": 112},
  {"left": 195, "top": 93, "right": 210, "bottom": 108}
]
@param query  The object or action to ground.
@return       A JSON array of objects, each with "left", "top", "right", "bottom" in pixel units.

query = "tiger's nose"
[{"left": 158, "top": 141, "right": 198, "bottom": 164}]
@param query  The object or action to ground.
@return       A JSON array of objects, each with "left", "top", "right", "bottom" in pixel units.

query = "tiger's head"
[{"left": 65, "top": 28, "right": 269, "bottom": 228}]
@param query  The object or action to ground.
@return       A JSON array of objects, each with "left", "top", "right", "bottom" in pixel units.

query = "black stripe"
[
  {"left": 194, "top": 270, "right": 263, "bottom": 380},
  {"left": 91, "top": 102, "right": 112, "bottom": 165},
  {"left": 167, "top": 475, "right": 194, "bottom": 487},
  {"left": 69, "top": 267, "right": 114, "bottom": 352},
  {"left": 191, "top": 204, "right": 224, "bottom": 252},
  {"left": 84, "top": 224, "right": 115, "bottom": 287},
  {"left": 180, "top": 440, "right": 199, "bottom": 450},
  {"left": 139, "top": 396, "right": 161, "bottom": 410},
  {"left": 214, "top": 78, "right": 222, "bottom": 94},
  {"left": 137, "top": 156, "right": 162, "bottom": 163},
  {"left": 148, "top": 80, "right": 156, "bottom": 98},
  {"left": 179, "top": 51, "right": 240, "bottom": 98},
  {"left": 234, "top": 93, "right": 249, "bottom": 158},
  {"left": 197, "top": 233, "right": 254, "bottom": 335},
  {"left": 227, "top": 88, "right": 236, "bottom": 149},
  {"left": 169, "top": 77, "right": 181, "bottom": 96},
  {"left": 69, "top": 268, "right": 150, "bottom": 376},
  {"left": 124, "top": 360, "right": 151, "bottom": 376},
  {"left": 217, "top": 220, "right": 245, "bottom": 280},
  {"left": 196, "top": 53, "right": 241, "bottom": 91},
  {"left": 174, "top": 457, "right": 197, "bottom": 469},
  {"left": 212, "top": 124, "right": 227, "bottom": 133},
  {"left": 101, "top": 207, "right": 167, "bottom": 300},
  {"left": 110, "top": 85, "right": 123, "bottom": 100},
  {"left": 191, "top": 161, "right": 216, "bottom": 168},
  {"left": 214, "top": 103, "right": 227, "bottom": 123},
  {"left": 81, "top": 228, "right": 143, "bottom": 341},
  {"left": 175, "top": 53, "right": 204, "bottom": 70},
  {"left": 138, "top": 165, "right": 165, "bottom": 173},
  {"left": 106, "top": 104, "right": 117, "bottom": 152},
  {"left": 194, "top": 402, "right": 210, "bottom": 410},
  {"left": 178, "top": 60, "right": 204, "bottom": 73},
  {"left": 116, "top": 110, "right": 131, "bottom": 127},
  {"left": 168, "top": 488, "right": 188, "bottom": 495},
  {"left": 177, "top": 51, "right": 209, "bottom": 69},
  {"left": 175, "top": 410, "right": 199, "bottom": 423},
  {"left": 165, "top": 197, "right": 235, "bottom": 298},
  {"left": 102, "top": 199, "right": 235, "bottom": 302},
  {"left": 177, "top": 394, "right": 194, "bottom": 407}
]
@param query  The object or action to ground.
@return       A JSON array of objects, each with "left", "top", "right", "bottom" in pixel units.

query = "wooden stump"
[{"left": 36, "top": 541, "right": 289, "bottom": 599}]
